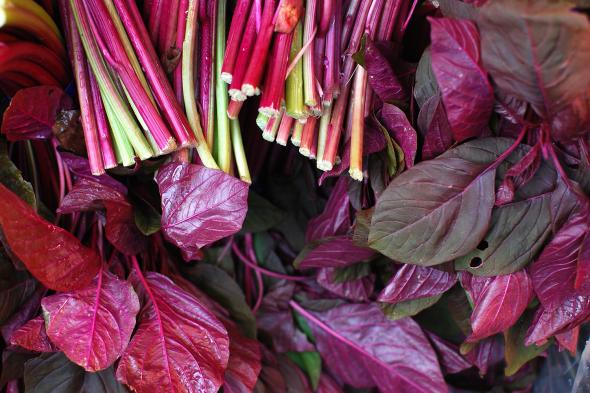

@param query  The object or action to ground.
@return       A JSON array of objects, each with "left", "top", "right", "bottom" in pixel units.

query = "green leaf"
[
  {"left": 369, "top": 143, "right": 496, "bottom": 266},
  {"left": 181, "top": 263, "right": 257, "bottom": 338},
  {"left": 455, "top": 192, "right": 553, "bottom": 275},
  {"left": 332, "top": 262, "right": 372, "bottom": 283},
  {"left": 504, "top": 310, "right": 550, "bottom": 376},
  {"left": 241, "top": 191, "right": 285, "bottom": 233},
  {"left": 0, "top": 141, "right": 36, "bottom": 209},
  {"left": 379, "top": 294, "right": 442, "bottom": 321},
  {"left": 293, "top": 311, "right": 316, "bottom": 344},
  {"left": 24, "top": 353, "right": 84, "bottom": 393},
  {"left": 353, "top": 208, "right": 373, "bottom": 247},
  {"left": 286, "top": 352, "right": 322, "bottom": 390},
  {"left": 133, "top": 199, "right": 161, "bottom": 236},
  {"left": 352, "top": 34, "right": 368, "bottom": 67}
]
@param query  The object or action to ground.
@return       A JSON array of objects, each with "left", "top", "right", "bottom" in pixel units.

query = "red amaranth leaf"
[
  {"left": 464, "top": 335, "right": 504, "bottom": 375},
  {"left": 294, "top": 302, "right": 447, "bottom": 392},
  {"left": 496, "top": 143, "right": 542, "bottom": 205},
  {"left": 1, "top": 86, "right": 73, "bottom": 141},
  {"left": 318, "top": 373, "right": 344, "bottom": 393},
  {"left": 58, "top": 179, "right": 147, "bottom": 255},
  {"left": 0, "top": 183, "right": 100, "bottom": 291},
  {"left": 477, "top": 0, "right": 590, "bottom": 123},
  {"left": 155, "top": 162, "right": 249, "bottom": 260},
  {"left": 378, "top": 264, "right": 457, "bottom": 304},
  {"left": 116, "top": 271, "right": 230, "bottom": 393},
  {"left": 425, "top": 332, "right": 472, "bottom": 375},
  {"left": 223, "top": 325, "right": 261, "bottom": 393},
  {"left": 42, "top": 270, "right": 140, "bottom": 371},
  {"left": 429, "top": 17, "right": 493, "bottom": 142},
  {"left": 379, "top": 104, "right": 418, "bottom": 167},
  {"left": 306, "top": 176, "right": 351, "bottom": 242},
  {"left": 462, "top": 271, "right": 533, "bottom": 342},
  {"left": 418, "top": 96, "right": 454, "bottom": 160},
  {"left": 295, "top": 236, "right": 375, "bottom": 269},
  {"left": 316, "top": 267, "right": 375, "bottom": 302},
  {"left": 9, "top": 316, "right": 55, "bottom": 353},
  {"left": 59, "top": 152, "right": 127, "bottom": 194},
  {"left": 365, "top": 39, "right": 407, "bottom": 104}
]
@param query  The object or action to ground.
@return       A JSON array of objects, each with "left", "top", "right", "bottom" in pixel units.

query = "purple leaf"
[
  {"left": 223, "top": 324, "right": 261, "bottom": 393},
  {"left": 379, "top": 104, "right": 418, "bottom": 167},
  {"left": 155, "top": 162, "right": 249, "bottom": 260},
  {"left": 418, "top": 96, "right": 454, "bottom": 160},
  {"left": 0, "top": 183, "right": 101, "bottom": 292},
  {"left": 365, "top": 39, "right": 407, "bottom": 104},
  {"left": 9, "top": 316, "right": 56, "bottom": 353},
  {"left": 316, "top": 267, "right": 375, "bottom": 302},
  {"left": 555, "top": 326, "right": 579, "bottom": 354},
  {"left": 369, "top": 142, "right": 496, "bottom": 266},
  {"left": 477, "top": 0, "right": 590, "bottom": 122},
  {"left": 527, "top": 203, "right": 590, "bottom": 344},
  {"left": 429, "top": 17, "right": 493, "bottom": 142},
  {"left": 496, "top": 143, "right": 542, "bottom": 205},
  {"left": 1, "top": 86, "right": 73, "bottom": 141},
  {"left": 317, "top": 373, "right": 344, "bottom": 393},
  {"left": 1, "top": 285, "right": 44, "bottom": 342},
  {"left": 295, "top": 236, "right": 375, "bottom": 269},
  {"left": 42, "top": 270, "right": 140, "bottom": 371},
  {"left": 293, "top": 302, "right": 447, "bottom": 393},
  {"left": 59, "top": 152, "right": 127, "bottom": 194},
  {"left": 58, "top": 179, "right": 147, "bottom": 255},
  {"left": 462, "top": 271, "right": 533, "bottom": 342},
  {"left": 306, "top": 176, "right": 351, "bottom": 242},
  {"left": 426, "top": 332, "right": 472, "bottom": 375},
  {"left": 116, "top": 271, "right": 230, "bottom": 393},
  {"left": 464, "top": 335, "right": 505, "bottom": 375},
  {"left": 378, "top": 264, "right": 457, "bottom": 303},
  {"left": 550, "top": 90, "right": 590, "bottom": 142}
]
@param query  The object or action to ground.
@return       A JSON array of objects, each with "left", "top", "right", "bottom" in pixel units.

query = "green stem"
[
  {"left": 215, "top": 0, "right": 231, "bottom": 173},
  {"left": 230, "top": 119, "right": 251, "bottom": 183},
  {"left": 285, "top": 21, "right": 306, "bottom": 120}
]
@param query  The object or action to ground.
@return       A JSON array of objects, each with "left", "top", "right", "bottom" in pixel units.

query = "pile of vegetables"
[{"left": 1, "top": 0, "right": 590, "bottom": 392}]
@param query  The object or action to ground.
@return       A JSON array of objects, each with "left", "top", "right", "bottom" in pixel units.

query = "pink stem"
[
  {"left": 173, "top": 0, "right": 189, "bottom": 105},
  {"left": 221, "top": 0, "right": 252, "bottom": 83},
  {"left": 231, "top": 243, "right": 308, "bottom": 282}
]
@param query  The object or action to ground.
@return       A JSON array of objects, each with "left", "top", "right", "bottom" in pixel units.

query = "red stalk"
[
  {"left": 378, "top": 0, "right": 402, "bottom": 41},
  {"left": 322, "top": 2, "right": 341, "bottom": 105},
  {"left": 84, "top": 0, "right": 176, "bottom": 153},
  {"left": 241, "top": 0, "right": 276, "bottom": 96},
  {"left": 276, "top": 114, "right": 294, "bottom": 146},
  {"left": 0, "top": 42, "right": 68, "bottom": 85},
  {"left": 198, "top": 0, "right": 215, "bottom": 143},
  {"left": 68, "top": 10, "right": 104, "bottom": 175},
  {"left": 341, "top": 0, "right": 360, "bottom": 52},
  {"left": 318, "top": 80, "right": 350, "bottom": 170},
  {"left": 172, "top": 0, "right": 189, "bottom": 104},
  {"left": 299, "top": 115, "right": 317, "bottom": 157},
  {"left": 221, "top": 0, "right": 252, "bottom": 84},
  {"left": 227, "top": 99, "right": 244, "bottom": 119},
  {"left": 147, "top": 0, "right": 163, "bottom": 43},
  {"left": 156, "top": 0, "right": 180, "bottom": 56},
  {"left": 318, "top": 0, "right": 334, "bottom": 36},
  {"left": 259, "top": 31, "right": 293, "bottom": 116},
  {"left": 302, "top": 0, "right": 320, "bottom": 113},
  {"left": 89, "top": 71, "right": 117, "bottom": 169},
  {"left": 114, "top": 0, "right": 197, "bottom": 147},
  {"left": 228, "top": 3, "right": 259, "bottom": 101}
]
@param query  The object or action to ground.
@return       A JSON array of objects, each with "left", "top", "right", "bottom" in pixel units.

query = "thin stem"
[
  {"left": 299, "top": 115, "right": 317, "bottom": 157},
  {"left": 244, "top": 234, "right": 264, "bottom": 313},
  {"left": 215, "top": 0, "right": 232, "bottom": 173},
  {"left": 302, "top": 0, "right": 320, "bottom": 113},
  {"left": 291, "top": 120, "right": 304, "bottom": 147},
  {"left": 285, "top": 21, "right": 306, "bottom": 120},
  {"left": 228, "top": 2, "right": 259, "bottom": 102},
  {"left": 349, "top": 66, "right": 367, "bottom": 181},
  {"left": 221, "top": 0, "right": 252, "bottom": 83},
  {"left": 89, "top": 70, "right": 117, "bottom": 168},
  {"left": 230, "top": 119, "right": 251, "bottom": 183},
  {"left": 182, "top": 0, "right": 219, "bottom": 169},
  {"left": 276, "top": 115, "right": 294, "bottom": 146},
  {"left": 341, "top": 0, "right": 360, "bottom": 52},
  {"left": 262, "top": 108, "right": 284, "bottom": 142},
  {"left": 172, "top": 0, "right": 189, "bottom": 105},
  {"left": 24, "top": 141, "right": 39, "bottom": 203},
  {"left": 232, "top": 243, "right": 307, "bottom": 282}
]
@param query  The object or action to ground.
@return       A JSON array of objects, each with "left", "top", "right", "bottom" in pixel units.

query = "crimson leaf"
[
  {"left": 306, "top": 176, "right": 351, "bottom": 242},
  {"left": 1, "top": 86, "right": 73, "bottom": 141},
  {"left": 295, "top": 236, "right": 375, "bottom": 269},
  {"left": 378, "top": 264, "right": 457, "bottom": 303},
  {"left": 58, "top": 178, "right": 146, "bottom": 255},
  {"left": 41, "top": 270, "right": 140, "bottom": 371},
  {"left": 462, "top": 271, "right": 533, "bottom": 342},
  {"left": 155, "top": 162, "right": 249, "bottom": 260},
  {"left": 429, "top": 17, "right": 493, "bottom": 142},
  {"left": 10, "top": 316, "right": 55, "bottom": 353},
  {"left": 477, "top": 0, "right": 590, "bottom": 120},
  {"left": 379, "top": 104, "right": 418, "bottom": 167},
  {"left": 364, "top": 39, "right": 407, "bottom": 104},
  {"left": 0, "top": 183, "right": 101, "bottom": 291},
  {"left": 426, "top": 332, "right": 472, "bottom": 375},
  {"left": 316, "top": 267, "right": 375, "bottom": 302},
  {"left": 223, "top": 324, "right": 261, "bottom": 393},
  {"left": 417, "top": 95, "right": 454, "bottom": 160},
  {"left": 293, "top": 302, "right": 447, "bottom": 392},
  {"left": 116, "top": 271, "right": 230, "bottom": 393}
]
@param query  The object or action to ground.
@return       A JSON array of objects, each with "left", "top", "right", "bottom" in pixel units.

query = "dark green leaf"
[
  {"left": 293, "top": 311, "right": 316, "bottom": 344},
  {"left": 332, "top": 262, "right": 372, "bottom": 284},
  {"left": 133, "top": 198, "right": 161, "bottom": 236},
  {"left": 369, "top": 140, "right": 498, "bottom": 266},
  {"left": 286, "top": 352, "right": 322, "bottom": 390},
  {"left": 24, "top": 352, "right": 84, "bottom": 393},
  {"left": 353, "top": 208, "right": 373, "bottom": 247},
  {"left": 455, "top": 192, "right": 552, "bottom": 275},
  {"left": 414, "top": 49, "right": 439, "bottom": 107},
  {"left": 0, "top": 248, "right": 36, "bottom": 325},
  {"left": 504, "top": 310, "right": 550, "bottom": 376},
  {"left": 182, "top": 263, "right": 256, "bottom": 338},
  {"left": 352, "top": 34, "right": 368, "bottom": 67},
  {"left": 0, "top": 142, "right": 36, "bottom": 209},
  {"left": 81, "top": 367, "right": 129, "bottom": 393},
  {"left": 1, "top": 350, "right": 36, "bottom": 388},
  {"left": 380, "top": 295, "right": 442, "bottom": 321},
  {"left": 242, "top": 191, "right": 285, "bottom": 233}
]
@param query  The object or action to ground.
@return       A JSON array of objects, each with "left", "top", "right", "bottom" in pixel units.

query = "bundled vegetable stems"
[
  {"left": 221, "top": 0, "right": 412, "bottom": 181},
  {"left": 0, "top": 0, "right": 68, "bottom": 95},
  {"left": 59, "top": 0, "right": 251, "bottom": 182}
]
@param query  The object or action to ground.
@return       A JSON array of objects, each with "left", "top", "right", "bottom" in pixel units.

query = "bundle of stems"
[
  {"left": 221, "top": 0, "right": 414, "bottom": 181},
  {"left": 0, "top": 0, "right": 69, "bottom": 95},
  {"left": 60, "top": 0, "right": 251, "bottom": 182}
]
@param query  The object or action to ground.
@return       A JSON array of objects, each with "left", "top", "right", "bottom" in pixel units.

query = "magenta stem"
[
  {"left": 228, "top": 3, "right": 259, "bottom": 101},
  {"left": 245, "top": 234, "right": 264, "bottom": 313},
  {"left": 231, "top": 243, "right": 308, "bottom": 282},
  {"left": 89, "top": 70, "right": 118, "bottom": 168},
  {"left": 318, "top": 0, "right": 334, "bottom": 36},
  {"left": 221, "top": 0, "right": 252, "bottom": 83},
  {"left": 173, "top": 0, "right": 189, "bottom": 105}
]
